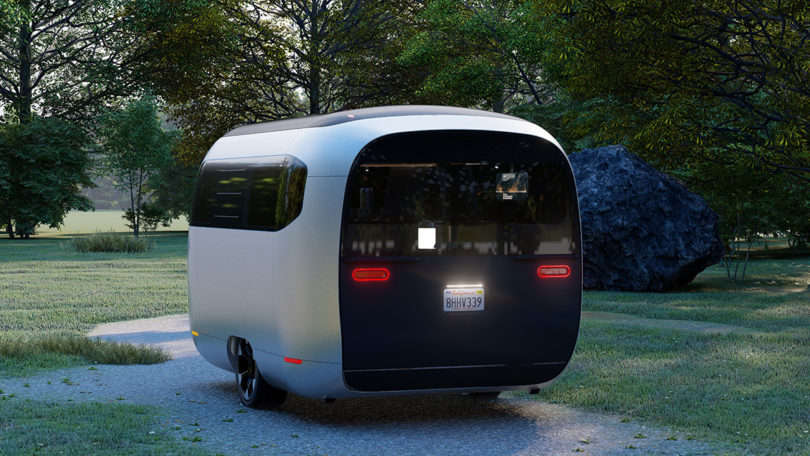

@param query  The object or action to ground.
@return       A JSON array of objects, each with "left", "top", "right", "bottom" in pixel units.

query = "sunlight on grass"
[
  {"left": 542, "top": 257, "right": 810, "bottom": 455},
  {"left": 0, "top": 400, "right": 209, "bottom": 455},
  {"left": 0, "top": 234, "right": 187, "bottom": 376}
]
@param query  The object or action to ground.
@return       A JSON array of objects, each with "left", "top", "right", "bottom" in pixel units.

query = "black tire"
[{"left": 235, "top": 340, "right": 287, "bottom": 408}]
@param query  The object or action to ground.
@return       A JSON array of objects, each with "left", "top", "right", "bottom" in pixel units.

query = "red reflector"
[
  {"left": 284, "top": 357, "right": 303, "bottom": 364},
  {"left": 537, "top": 265, "right": 571, "bottom": 278},
  {"left": 352, "top": 268, "right": 390, "bottom": 282}
]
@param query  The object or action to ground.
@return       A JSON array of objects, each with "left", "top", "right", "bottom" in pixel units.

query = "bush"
[
  {"left": 122, "top": 202, "right": 173, "bottom": 233},
  {"left": 0, "top": 117, "right": 94, "bottom": 239},
  {"left": 71, "top": 232, "right": 152, "bottom": 253}
]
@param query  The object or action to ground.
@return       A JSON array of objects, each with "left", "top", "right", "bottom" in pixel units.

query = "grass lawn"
[
  {"left": 0, "top": 232, "right": 202, "bottom": 455},
  {"left": 1, "top": 233, "right": 808, "bottom": 454},
  {"left": 0, "top": 399, "right": 210, "bottom": 455},
  {"left": 0, "top": 233, "right": 188, "bottom": 376},
  {"left": 537, "top": 256, "right": 810, "bottom": 454}
]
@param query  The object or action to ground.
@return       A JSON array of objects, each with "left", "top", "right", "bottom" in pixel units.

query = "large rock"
[{"left": 569, "top": 145, "right": 724, "bottom": 291}]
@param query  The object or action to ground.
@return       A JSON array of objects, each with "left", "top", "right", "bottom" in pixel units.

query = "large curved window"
[
  {"left": 341, "top": 131, "right": 579, "bottom": 257},
  {"left": 191, "top": 155, "right": 307, "bottom": 231}
]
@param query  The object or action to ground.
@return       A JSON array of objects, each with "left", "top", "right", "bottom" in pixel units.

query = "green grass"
[
  {"left": 536, "top": 255, "right": 810, "bottom": 455},
  {"left": 582, "top": 257, "right": 810, "bottom": 332},
  {"left": 0, "top": 334, "right": 168, "bottom": 376},
  {"left": 0, "top": 233, "right": 187, "bottom": 376},
  {"left": 0, "top": 233, "right": 197, "bottom": 454},
  {"left": 3, "top": 233, "right": 809, "bottom": 453},
  {"left": 0, "top": 398, "right": 210, "bottom": 455}
]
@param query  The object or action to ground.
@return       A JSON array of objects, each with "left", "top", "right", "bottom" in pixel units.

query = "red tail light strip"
[
  {"left": 537, "top": 265, "right": 571, "bottom": 278},
  {"left": 352, "top": 268, "right": 390, "bottom": 282},
  {"left": 284, "top": 357, "right": 303, "bottom": 364}
]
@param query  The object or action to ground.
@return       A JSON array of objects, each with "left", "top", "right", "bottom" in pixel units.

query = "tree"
[
  {"left": 96, "top": 95, "right": 179, "bottom": 237},
  {"left": 0, "top": 0, "right": 143, "bottom": 125},
  {"left": 132, "top": 0, "right": 422, "bottom": 164},
  {"left": 148, "top": 159, "right": 199, "bottom": 221},
  {"left": 0, "top": 117, "right": 93, "bottom": 239},
  {"left": 219, "top": 0, "right": 421, "bottom": 116},
  {"left": 399, "top": 0, "right": 551, "bottom": 113},
  {"left": 532, "top": 0, "right": 810, "bottom": 181}
]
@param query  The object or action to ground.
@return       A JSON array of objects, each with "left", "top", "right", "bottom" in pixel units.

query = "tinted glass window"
[
  {"left": 247, "top": 167, "right": 283, "bottom": 227},
  {"left": 342, "top": 131, "right": 578, "bottom": 257},
  {"left": 191, "top": 155, "right": 307, "bottom": 231}
]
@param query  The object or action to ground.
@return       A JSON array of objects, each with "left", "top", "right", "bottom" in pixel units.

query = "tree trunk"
[
  {"left": 5, "top": 217, "right": 14, "bottom": 239},
  {"left": 493, "top": 91, "right": 506, "bottom": 113},
  {"left": 308, "top": 0, "right": 321, "bottom": 115},
  {"left": 129, "top": 179, "right": 138, "bottom": 237},
  {"left": 134, "top": 175, "right": 142, "bottom": 238},
  {"left": 310, "top": 66, "right": 321, "bottom": 115},
  {"left": 17, "top": 0, "right": 33, "bottom": 124}
]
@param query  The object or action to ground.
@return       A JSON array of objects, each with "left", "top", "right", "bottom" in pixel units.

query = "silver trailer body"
[{"left": 189, "top": 106, "right": 581, "bottom": 400}]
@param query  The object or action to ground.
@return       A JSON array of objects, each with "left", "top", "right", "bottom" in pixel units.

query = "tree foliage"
[
  {"left": 689, "top": 160, "right": 810, "bottom": 249},
  {"left": 533, "top": 0, "right": 810, "bottom": 180},
  {"left": 133, "top": 0, "right": 422, "bottom": 164},
  {"left": 96, "top": 95, "right": 179, "bottom": 237},
  {"left": 148, "top": 159, "right": 199, "bottom": 221},
  {"left": 0, "top": 0, "right": 143, "bottom": 125},
  {"left": 0, "top": 117, "right": 93, "bottom": 238},
  {"left": 399, "top": 0, "right": 551, "bottom": 113}
]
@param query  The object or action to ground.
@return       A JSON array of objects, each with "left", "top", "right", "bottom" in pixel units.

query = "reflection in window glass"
[
  {"left": 342, "top": 131, "right": 578, "bottom": 257},
  {"left": 247, "top": 167, "right": 283, "bottom": 227},
  {"left": 191, "top": 156, "right": 307, "bottom": 231}
]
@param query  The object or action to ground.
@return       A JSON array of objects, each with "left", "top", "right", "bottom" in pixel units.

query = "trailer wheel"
[{"left": 235, "top": 340, "right": 287, "bottom": 408}]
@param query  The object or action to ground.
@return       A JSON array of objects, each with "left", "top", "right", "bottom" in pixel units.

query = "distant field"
[{"left": 36, "top": 210, "right": 189, "bottom": 235}]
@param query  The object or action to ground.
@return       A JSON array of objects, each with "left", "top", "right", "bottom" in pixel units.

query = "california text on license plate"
[{"left": 443, "top": 287, "right": 485, "bottom": 312}]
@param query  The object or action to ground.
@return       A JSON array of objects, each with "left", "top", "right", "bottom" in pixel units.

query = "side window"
[{"left": 191, "top": 155, "right": 307, "bottom": 231}]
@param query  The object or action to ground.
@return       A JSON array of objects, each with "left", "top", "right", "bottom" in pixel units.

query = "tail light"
[
  {"left": 537, "top": 265, "right": 571, "bottom": 278},
  {"left": 352, "top": 267, "right": 390, "bottom": 282}
]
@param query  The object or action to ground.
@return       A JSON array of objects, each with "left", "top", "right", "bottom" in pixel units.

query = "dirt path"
[{"left": 0, "top": 315, "right": 732, "bottom": 455}]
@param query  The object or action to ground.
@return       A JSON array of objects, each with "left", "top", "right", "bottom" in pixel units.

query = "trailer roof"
[{"left": 223, "top": 105, "right": 519, "bottom": 137}]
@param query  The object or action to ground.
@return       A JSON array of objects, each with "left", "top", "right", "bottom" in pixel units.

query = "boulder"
[{"left": 568, "top": 145, "right": 724, "bottom": 291}]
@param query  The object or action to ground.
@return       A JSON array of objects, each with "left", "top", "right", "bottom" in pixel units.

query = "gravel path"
[{"left": 1, "top": 315, "right": 732, "bottom": 456}]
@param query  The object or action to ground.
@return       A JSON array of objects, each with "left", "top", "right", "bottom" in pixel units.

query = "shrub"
[
  {"left": 0, "top": 334, "right": 169, "bottom": 365},
  {"left": 71, "top": 232, "right": 152, "bottom": 253},
  {"left": 35, "top": 335, "right": 169, "bottom": 364}
]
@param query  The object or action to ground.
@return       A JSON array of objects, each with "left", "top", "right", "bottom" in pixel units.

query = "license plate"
[{"left": 443, "top": 287, "right": 485, "bottom": 312}]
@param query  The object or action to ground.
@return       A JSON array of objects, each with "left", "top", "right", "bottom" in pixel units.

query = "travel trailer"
[{"left": 188, "top": 106, "right": 582, "bottom": 407}]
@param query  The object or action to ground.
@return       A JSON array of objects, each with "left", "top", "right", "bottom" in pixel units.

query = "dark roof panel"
[{"left": 223, "top": 105, "right": 522, "bottom": 137}]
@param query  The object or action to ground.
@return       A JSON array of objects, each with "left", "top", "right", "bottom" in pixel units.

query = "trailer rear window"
[
  {"left": 191, "top": 155, "right": 306, "bottom": 231},
  {"left": 342, "top": 131, "right": 578, "bottom": 257}
]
